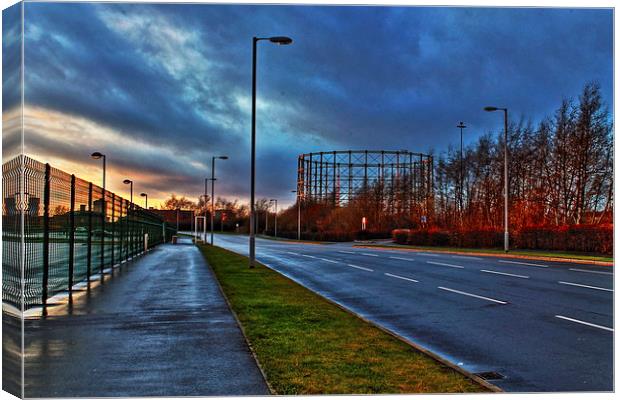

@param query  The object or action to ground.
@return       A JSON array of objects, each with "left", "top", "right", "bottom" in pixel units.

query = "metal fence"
[{"left": 2, "top": 155, "right": 177, "bottom": 310}]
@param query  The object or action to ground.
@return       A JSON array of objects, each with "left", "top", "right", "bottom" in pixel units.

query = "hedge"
[{"left": 391, "top": 225, "right": 612, "bottom": 255}]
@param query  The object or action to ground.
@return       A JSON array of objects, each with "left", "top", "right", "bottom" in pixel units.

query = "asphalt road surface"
[{"left": 208, "top": 233, "right": 613, "bottom": 392}]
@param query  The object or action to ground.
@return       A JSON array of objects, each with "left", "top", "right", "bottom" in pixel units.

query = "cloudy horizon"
[{"left": 2, "top": 2, "right": 613, "bottom": 208}]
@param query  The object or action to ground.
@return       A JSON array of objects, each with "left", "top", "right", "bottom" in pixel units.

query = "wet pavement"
[{"left": 23, "top": 238, "right": 269, "bottom": 397}]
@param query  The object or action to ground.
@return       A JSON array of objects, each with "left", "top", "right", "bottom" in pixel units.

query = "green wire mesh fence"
[{"left": 2, "top": 155, "right": 177, "bottom": 310}]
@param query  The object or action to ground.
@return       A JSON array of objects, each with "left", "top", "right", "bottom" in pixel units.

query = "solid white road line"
[
  {"left": 318, "top": 257, "right": 340, "bottom": 264},
  {"left": 498, "top": 260, "right": 549, "bottom": 268},
  {"left": 451, "top": 255, "right": 483, "bottom": 260},
  {"left": 438, "top": 286, "right": 508, "bottom": 305},
  {"left": 384, "top": 272, "right": 418, "bottom": 283},
  {"left": 338, "top": 250, "right": 356, "bottom": 254},
  {"left": 569, "top": 268, "right": 613, "bottom": 276},
  {"left": 427, "top": 261, "right": 465, "bottom": 269},
  {"left": 558, "top": 281, "right": 613, "bottom": 292},
  {"left": 389, "top": 256, "right": 415, "bottom": 261},
  {"left": 480, "top": 269, "right": 530, "bottom": 279},
  {"left": 347, "top": 264, "right": 374, "bottom": 272},
  {"left": 555, "top": 315, "right": 613, "bottom": 332},
  {"left": 361, "top": 253, "right": 379, "bottom": 257}
]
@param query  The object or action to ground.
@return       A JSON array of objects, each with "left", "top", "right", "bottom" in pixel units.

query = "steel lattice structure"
[{"left": 297, "top": 150, "right": 434, "bottom": 213}]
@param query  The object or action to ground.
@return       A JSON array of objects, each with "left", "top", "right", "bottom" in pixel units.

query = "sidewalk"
[{"left": 23, "top": 237, "right": 270, "bottom": 397}]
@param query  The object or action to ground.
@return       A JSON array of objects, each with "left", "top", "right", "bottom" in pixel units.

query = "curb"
[
  {"left": 353, "top": 245, "right": 614, "bottom": 267},
  {"left": 198, "top": 245, "right": 276, "bottom": 395}
]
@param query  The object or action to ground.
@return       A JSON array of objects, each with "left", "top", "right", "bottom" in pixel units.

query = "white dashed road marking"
[
  {"left": 347, "top": 264, "right": 374, "bottom": 272},
  {"left": 555, "top": 315, "right": 613, "bottom": 332},
  {"left": 384, "top": 273, "right": 418, "bottom": 283},
  {"left": 558, "top": 281, "right": 613, "bottom": 292},
  {"left": 498, "top": 260, "right": 549, "bottom": 268},
  {"left": 438, "top": 286, "right": 508, "bottom": 305},
  {"left": 480, "top": 269, "right": 529, "bottom": 279},
  {"left": 569, "top": 268, "right": 613, "bottom": 276},
  {"left": 318, "top": 258, "right": 339, "bottom": 264},
  {"left": 338, "top": 251, "right": 356, "bottom": 255},
  {"left": 389, "top": 256, "right": 415, "bottom": 261},
  {"left": 427, "top": 261, "right": 465, "bottom": 269},
  {"left": 361, "top": 253, "right": 379, "bottom": 257},
  {"left": 301, "top": 254, "right": 317, "bottom": 259},
  {"left": 286, "top": 251, "right": 299, "bottom": 256},
  {"left": 451, "top": 255, "right": 483, "bottom": 260}
]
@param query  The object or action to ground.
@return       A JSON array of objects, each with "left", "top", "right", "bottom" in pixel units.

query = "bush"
[
  {"left": 391, "top": 229, "right": 410, "bottom": 244},
  {"left": 391, "top": 225, "right": 612, "bottom": 255}
]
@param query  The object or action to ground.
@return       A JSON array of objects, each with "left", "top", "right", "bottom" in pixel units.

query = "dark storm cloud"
[
  {"left": 18, "top": 3, "right": 613, "bottom": 204},
  {"left": 2, "top": 3, "right": 21, "bottom": 112}
]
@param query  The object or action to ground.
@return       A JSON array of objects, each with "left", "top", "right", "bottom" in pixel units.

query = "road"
[{"left": 207, "top": 233, "right": 613, "bottom": 392}]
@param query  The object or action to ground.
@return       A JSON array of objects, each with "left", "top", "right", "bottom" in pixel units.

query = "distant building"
[{"left": 149, "top": 209, "right": 195, "bottom": 230}]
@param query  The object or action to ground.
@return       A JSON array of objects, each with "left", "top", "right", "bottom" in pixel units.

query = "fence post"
[
  {"left": 41, "top": 163, "right": 51, "bottom": 315},
  {"left": 68, "top": 174, "right": 76, "bottom": 300},
  {"left": 111, "top": 193, "right": 115, "bottom": 268},
  {"left": 87, "top": 182, "right": 92, "bottom": 285}
]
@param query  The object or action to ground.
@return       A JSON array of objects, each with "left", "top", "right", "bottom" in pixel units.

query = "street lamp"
[
  {"left": 211, "top": 155, "right": 228, "bottom": 245},
  {"left": 484, "top": 106, "right": 509, "bottom": 252},
  {"left": 140, "top": 192, "right": 148, "bottom": 209},
  {"left": 270, "top": 198, "right": 278, "bottom": 238},
  {"left": 456, "top": 122, "right": 466, "bottom": 225},
  {"left": 90, "top": 152, "right": 106, "bottom": 191},
  {"left": 250, "top": 35, "right": 293, "bottom": 268},
  {"left": 123, "top": 179, "right": 133, "bottom": 206},
  {"left": 291, "top": 190, "right": 300, "bottom": 240},
  {"left": 91, "top": 152, "right": 107, "bottom": 280}
]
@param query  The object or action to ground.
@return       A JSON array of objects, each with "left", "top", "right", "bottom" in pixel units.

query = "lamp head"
[
  {"left": 484, "top": 106, "right": 499, "bottom": 112},
  {"left": 140, "top": 193, "right": 147, "bottom": 197},
  {"left": 218, "top": 156, "right": 229, "bottom": 160},
  {"left": 91, "top": 152, "right": 104, "bottom": 159},
  {"left": 269, "top": 36, "right": 293, "bottom": 45},
  {"left": 123, "top": 179, "right": 132, "bottom": 185}
]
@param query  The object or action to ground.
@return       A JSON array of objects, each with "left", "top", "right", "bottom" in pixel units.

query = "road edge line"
[{"left": 352, "top": 245, "right": 613, "bottom": 267}]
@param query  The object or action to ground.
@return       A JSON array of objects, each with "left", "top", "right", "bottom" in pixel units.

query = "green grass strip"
[{"left": 198, "top": 244, "right": 487, "bottom": 394}]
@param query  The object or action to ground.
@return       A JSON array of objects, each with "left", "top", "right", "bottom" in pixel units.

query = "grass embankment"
[
  {"left": 359, "top": 243, "right": 613, "bottom": 263},
  {"left": 198, "top": 244, "right": 488, "bottom": 394}
]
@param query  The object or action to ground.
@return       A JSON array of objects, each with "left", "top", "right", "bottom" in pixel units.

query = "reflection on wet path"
[{"left": 23, "top": 239, "right": 269, "bottom": 397}]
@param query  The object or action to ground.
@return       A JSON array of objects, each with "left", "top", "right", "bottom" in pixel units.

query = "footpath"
[{"left": 22, "top": 237, "right": 269, "bottom": 397}]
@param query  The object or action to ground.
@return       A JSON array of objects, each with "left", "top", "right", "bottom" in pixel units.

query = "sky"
[{"left": 2, "top": 2, "right": 613, "bottom": 208}]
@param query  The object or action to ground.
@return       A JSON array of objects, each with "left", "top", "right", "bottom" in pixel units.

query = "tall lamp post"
[
  {"left": 211, "top": 155, "right": 228, "bottom": 245},
  {"left": 291, "top": 190, "right": 300, "bottom": 240},
  {"left": 250, "top": 35, "right": 293, "bottom": 268},
  {"left": 123, "top": 179, "right": 133, "bottom": 205},
  {"left": 91, "top": 152, "right": 106, "bottom": 280},
  {"left": 270, "top": 198, "right": 278, "bottom": 238},
  {"left": 456, "top": 122, "right": 466, "bottom": 225},
  {"left": 484, "top": 106, "right": 509, "bottom": 252},
  {"left": 140, "top": 192, "right": 148, "bottom": 209}
]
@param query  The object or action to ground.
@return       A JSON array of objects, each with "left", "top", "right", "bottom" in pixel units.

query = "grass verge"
[
  {"left": 198, "top": 244, "right": 489, "bottom": 394},
  {"left": 359, "top": 243, "right": 613, "bottom": 263}
]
